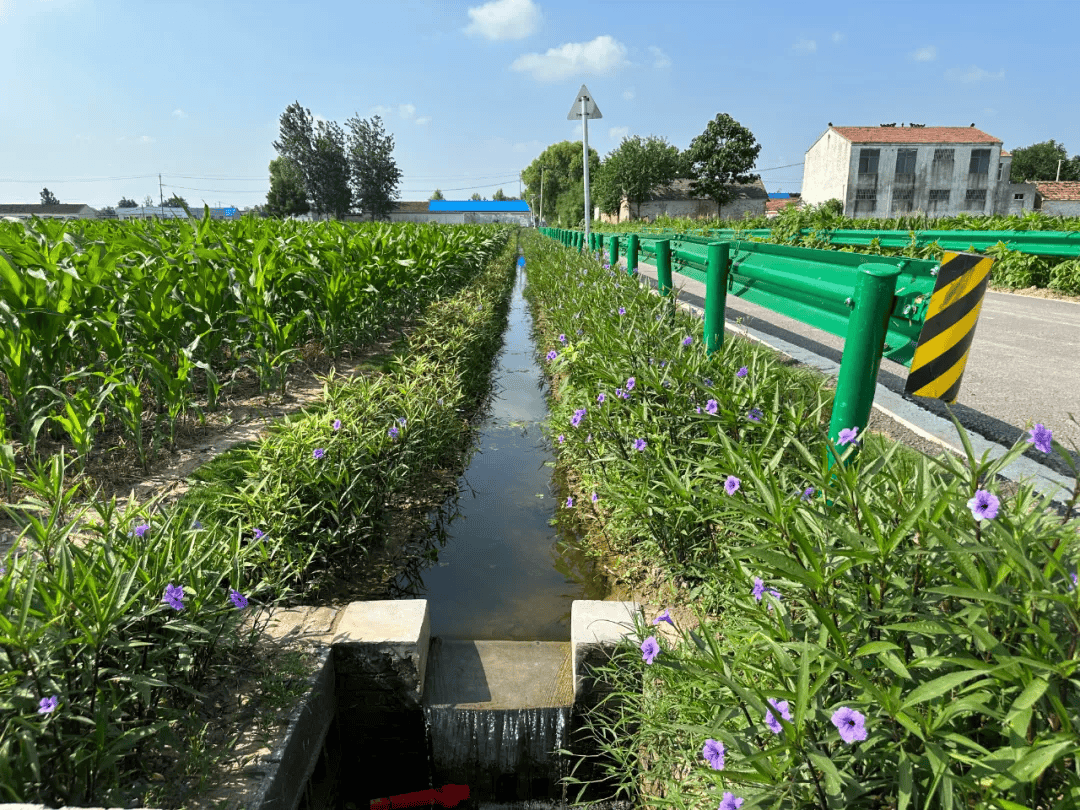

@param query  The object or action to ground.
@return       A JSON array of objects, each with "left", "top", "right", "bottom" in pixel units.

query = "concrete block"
[
  {"left": 571, "top": 601, "right": 641, "bottom": 702},
  {"left": 332, "top": 600, "right": 430, "bottom": 707}
]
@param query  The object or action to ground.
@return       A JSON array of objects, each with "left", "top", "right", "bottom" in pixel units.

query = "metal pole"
[
  {"left": 582, "top": 98, "right": 591, "bottom": 246},
  {"left": 540, "top": 167, "right": 545, "bottom": 229},
  {"left": 704, "top": 242, "right": 730, "bottom": 356},
  {"left": 827, "top": 262, "right": 900, "bottom": 467}
]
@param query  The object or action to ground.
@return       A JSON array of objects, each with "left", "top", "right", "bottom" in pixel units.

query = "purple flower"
[
  {"left": 597, "top": 392, "right": 606, "bottom": 404},
  {"left": 38, "top": 695, "right": 58, "bottom": 715},
  {"left": 659, "top": 360, "right": 667, "bottom": 368},
  {"left": 229, "top": 589, "right": 249, "bottom": 609},
  {"left": 695, "top": 406, "right": 702, "bottom": 414},
  {"left": 837, "top": 426, "right": 860, "bottom": 446},
  {"left": 558, "top": 434, "right": 565, "bottom": 444},
  {"left": 1028, "top": 423, "right": 1053, "bottom": 454},
  {"left": 832, "top": 706, "right": 867, "bottom": 744},
  {"left": 621, "top": 389, "right": 631, "bottom": 400},
  {"left": 163, "top": 583, "right": 185, "bottom": 611},
  {"left": 566, "top": 496, "right": 574, "bottom": 508},
  {"left": 705, "top": 399, "right": 718, "bottom": 415},
  {"left": 398, "top": 417, "right": 407, "bottom": 427},
  {"left": 736, "top": 366, "right": 748, "bottom": 378},
  {"left": 747, "top": 407, "right": 763, "bottom": 423},
  {"left": 702, "top": 738, "right": 725, "bottom": 770},
  {"left": 682, "top": 335, "right": 693, "bottom": 346},
  {"left": 724, "top": 475, "right": 740, "bottom": 495},
  {"left": 752, "top": 577, "right": 781, "bottom": 602},
  {"left": 967, "top": 489, "right": 1000, "bottom": 521},
  {"left": 719, "top": 792, "right": 744, "bottom": 810},
  {"left": 591, "top": 492, "right": 599, "bottom": 502},
  {"left": 801, "top": 487, "right": 815, "bottom": 501},
  {"left": 313, "top": 448, "right": 325, "bottom": 459},
  {"left": 571, "top": 408, "right": 587, "bottom": 427},
  {"left": 254, "top": 528, "right": 265, "bottom": 540},
  {"left": 626, "top": 377, "right": 636, "bottom": 391},
  {"left": 388, "top": 426, "right": 399, "bottom": 439},
  {"left": 703, "top": 378, "right": 713, "bottom": 387},
  {"left": 615, "top": 388, "right": 623, "bottom": 398},
  {"left": 546, "top": 350, "right": 558, "bottom": 362},
  {"left": 333, "top": 419, "right": 341, "bottom": 431},
  {"left": 641, "top": 636, "right": 660, "bottom": 664},
  {"left": 586, "top": 434, "right": 592, "bottom": 442},
  {"left": 765, "top": 698, "right": 792, "bottom": 733},
  {"left": 559, "top": 334, "right": 567, "bottom": 344},
  {"left": 653, "top": 609, "right": 675, "bottom": 627},
  {"left": 634, "top": 438, "right": 647, "bottom": 451},
  {"left": 1070, "top": 571, "right": 1078, "bottom": 591},
  {"left": 618, "top": 307, "right": 626, "bottom": 316}
]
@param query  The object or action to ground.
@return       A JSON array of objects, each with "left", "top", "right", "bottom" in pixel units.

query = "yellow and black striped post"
[{"left": 904, "top": 251, "right": 994, "bottom": 403}]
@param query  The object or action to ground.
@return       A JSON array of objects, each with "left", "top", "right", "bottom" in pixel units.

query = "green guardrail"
[
  {"left": 538, "top": 227, "right": 992, "bottom": 470},
  {"left": 621, "top": 226, "right": 1080, "bottom": 258}
]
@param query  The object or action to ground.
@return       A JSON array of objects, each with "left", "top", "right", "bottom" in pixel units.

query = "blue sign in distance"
[{"left": 517, "top": 256, "right": 526, "bottom": 267}]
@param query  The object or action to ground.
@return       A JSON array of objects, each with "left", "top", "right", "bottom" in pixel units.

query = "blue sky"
[{"left": 3, "top": 0, "right": 1078, "bottom": 211}]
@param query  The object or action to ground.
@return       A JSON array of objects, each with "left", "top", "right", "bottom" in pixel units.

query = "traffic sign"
[{"left": 567, "top": 85, "right": 602, "bottom": 120}]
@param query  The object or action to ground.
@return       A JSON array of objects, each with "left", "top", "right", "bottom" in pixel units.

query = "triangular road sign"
[{"left": 567, "top": 84, "right": 602, "bottom": 120}]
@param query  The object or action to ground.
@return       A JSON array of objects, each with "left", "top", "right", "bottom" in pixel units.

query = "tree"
[
  {"left": 265, "top": 157, "right": 310, "bottom": 218},
  {"left": 117, "top": 197, "right": 138, "bottom": 208},
  {"left": 162, "top": 194, "right": 189, "bottom": 210},
  {"left": 521, "top": 141, "right": 601, "bottom": 227},
  {"left": 309, "top": 121, "right": 352, "bottom": 219},
  {"left": 142, "top": 195, "right": 155, "bottom": 207},
  {"left": 345, "top": 114, "right": 402, "bottom": 221},
  {"left": 492, "top": 188, "right": 509, "bottom": 201},
  {"left": 1010, "top": 140, "right": 1080, "bottom": 182},
  {"left": 40, "top": 188, "right": 59, "bottom": 205},
  {"left": 430, "top": 189, "right": 445, "bottom": 200},
  {"left": 469, "top": 192, "right": 485, "bottom": 201},
  {"left": 98, "top": 206, "right": 117, "bottom": 219},
  {"left": 595, "top": 135, "right": 683, "bottom": 220},
  {"left": 684, "top": 113, "right": 762, "bottom": 215}
]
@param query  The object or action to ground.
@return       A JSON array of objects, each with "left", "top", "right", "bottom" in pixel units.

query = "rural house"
[
  {"left": 0, "top": 203, "right": 99, "bottom": 220},
  {"left": 1033, "top": 182, "right": 1080, "bottom": 216},
  {"left": 595, "top": 178, "right": 768, "bottom": 223},
  {"left": 346, "top": 200, "right": 533, "bottom": 225}
]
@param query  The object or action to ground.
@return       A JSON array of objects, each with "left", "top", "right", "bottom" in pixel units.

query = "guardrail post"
[
  {"left": 704, "top": 242, "right": 730, "bottom": 356},
  {"left": 608, "top": 235, "right": 619, "bottom": 269},
  {"left": 828, "top": 262, "right": 900, "bottom": 467},
  {"left": 656, "top": 239, "right": 672, "bottom": 296},
  {"left": 626, "top": 234, "right": 639, "bottom": 276}
]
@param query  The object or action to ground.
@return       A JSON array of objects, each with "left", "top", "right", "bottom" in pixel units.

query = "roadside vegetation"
[
  {"left": 519, "top": 231, "right": 1080, "bottom": 810},
  {"left": 0, "top": 219, "right": 519, "bottom": 805}
]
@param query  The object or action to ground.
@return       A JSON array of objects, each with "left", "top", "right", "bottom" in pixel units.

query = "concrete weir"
[{"left": 2, "top": 599, "right": 642, "bottom": 810}]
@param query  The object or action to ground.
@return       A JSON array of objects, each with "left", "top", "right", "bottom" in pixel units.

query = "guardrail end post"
[{"left": 704, "top": 242, "right": 730, "bottom": 356}]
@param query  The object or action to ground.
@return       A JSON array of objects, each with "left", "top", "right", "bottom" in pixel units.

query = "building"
[
  {"left": 345, "top": 199, "right": 533, "bottom": 225},
  {"left": 114, "top": 205, "right": 241, "bottom": 220},
  {"left": 1034, "top": 182, "right": 1080, "bottom": 216},
  {"left": 595, "top": 178, "right": 768, "bottom": 223},
  {"left": 766, "top": 193, "right": 802, "bottom": 219},
  {"left": 0, "top": 203, "right": 99, "bottom": 220},
  {"left": 801, "top": 124, "right": 1022, "bottom": 218}
]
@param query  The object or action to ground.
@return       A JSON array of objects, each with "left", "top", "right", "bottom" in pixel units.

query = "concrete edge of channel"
[
  {"left": 0, "top": 600, "right": 643, "bottom": 810},
  {"left": 611, "top": 257, "right": 1075, "bottom": 510}
]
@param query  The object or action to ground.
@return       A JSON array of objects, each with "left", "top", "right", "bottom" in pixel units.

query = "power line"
[{"left": 756, "top": 162, "right": 804, "bottom": 172}]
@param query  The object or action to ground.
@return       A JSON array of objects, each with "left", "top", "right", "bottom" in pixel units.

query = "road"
[{"left": 616, "top": 256, "right": 1079, "bottom": 506}]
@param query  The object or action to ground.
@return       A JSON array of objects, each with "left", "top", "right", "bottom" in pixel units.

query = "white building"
[
  {"left": 801, "top": 124, "right": 1023, "bottom": 218},
  {"left": 595, "top": 178, "right": 768, "bottom": 223},
  {"left": 0, "top": 203, "right": 99, "bottom": 220},
  {"left": 345, "top": 200, "right": 534, "bottom": 225}
]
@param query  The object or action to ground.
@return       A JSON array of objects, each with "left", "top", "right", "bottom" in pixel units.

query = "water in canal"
[{"left": 391, "top": 254, "right": 614, "bottom": 641}]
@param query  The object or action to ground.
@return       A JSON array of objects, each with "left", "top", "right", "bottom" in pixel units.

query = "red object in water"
[{"left": 370, "top": 783, "right": 470, "bottom": 809}]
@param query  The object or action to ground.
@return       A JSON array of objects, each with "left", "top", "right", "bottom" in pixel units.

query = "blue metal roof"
[
  {"left": 768, "top": 193, "right": 792, "bottom": 199},
  {"left": 429, "top": 200, "right": 531, "bottom": 212}
]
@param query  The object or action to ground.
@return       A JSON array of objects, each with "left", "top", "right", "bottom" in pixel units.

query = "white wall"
[
  {"left": 801, "top": 130, "right": 851, "bottom": 207},
  {"left": 1042, "top": 200, "right": 1080, "bottom": 216}
]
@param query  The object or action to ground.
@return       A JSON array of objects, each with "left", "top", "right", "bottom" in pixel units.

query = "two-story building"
[{"left": 801, "top": 124, "right": 1027, "bottom": 218}]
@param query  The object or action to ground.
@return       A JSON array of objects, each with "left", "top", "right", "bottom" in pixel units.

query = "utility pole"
[
  {"left": 159, "top": 174, "right": 164, "bottom": 214},
  {"left": 1057, "top": 159, "right": 1063, "bottom": 181},
  {"left": 539, "top": 166, "right": 546, "bottom": 229}
]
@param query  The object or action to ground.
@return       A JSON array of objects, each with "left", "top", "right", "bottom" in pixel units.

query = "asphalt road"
[{"left": 615, "top": 256, "right": 1079, "bottom": 507}]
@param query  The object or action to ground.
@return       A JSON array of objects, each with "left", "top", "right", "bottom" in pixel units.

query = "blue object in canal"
[{"left": 517, "top": 255, "right": 526, "bottom": 267}]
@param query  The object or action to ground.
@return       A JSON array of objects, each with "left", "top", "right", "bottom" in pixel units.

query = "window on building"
[
  {"left": 891, "top": 187, "right": 915, "bottom": 213},
  {"left": 895, "top": 149, "right": 917, "bottom": 178},
  {"left": 1014, "top": 193, "right": 1025, "bottom": 201},
  {"left": 855, "top": 188, "right": 877, "bottom": 214},
  {"left": 928, "top": 189, "right": 950, "bottom": 212},
  {"left": 858, "top": 149, "right": 880, "bottom": 176},
  {"left": 931, "top": 149, "right": 955, "bottom": 175},
  {"left": 969, "top": 149, "right": 991, "bottom": 175},
  {"left": 964, "top": 189, "right": 987, "bottom": 210}
]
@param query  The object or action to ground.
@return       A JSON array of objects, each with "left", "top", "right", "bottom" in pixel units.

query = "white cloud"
[
  {"left": 831, "top": 32, "right": 843, "bottom": 43},
  {"left": 139, "top": 135, "right": 154, "bottom": 143},
  {"left": 912, "top": 46, "right": 936, "bottom": 62},
  {"left": 399, "top": 103, "right": 416, "bottom": 119},
  {"left": 371, "top": 105, "right": 393, "bottom": 118},
  {"left": 609, "top": 126, "right": 629, "bottom": 141},
  {"left": 511, "top": 35, "right": 629, "bottom": 82},
  {"left": 172, "top": 108, "right": 187, "bottom": 118},
  {"left": 793, "top": 38, "right": 816, "bottom": 54},
  {"left": 415, "top": 116, "right": 431, "bottom": 125},
  {"left": 464, "top": 0, "right": 540, "bottom": 40},
  {"left": 946, "top": 65, "right": 1004, "bottom": 82},
  {"left": 623, "top": 88, "right": 634, "bottom": 101},
  {"left": 648, "top": 45, "right": 670, "bottom": 69}
]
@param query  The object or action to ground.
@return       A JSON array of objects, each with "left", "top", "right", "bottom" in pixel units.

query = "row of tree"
[
  {"left": 1010, "top": 140, "right": 1080, "bottom": 183},
  {"left": 521, "top": 113, "right": 762, "bottom": 227},
  {"left": 266, "top": 101, "right": 402, "bottom": 220}
]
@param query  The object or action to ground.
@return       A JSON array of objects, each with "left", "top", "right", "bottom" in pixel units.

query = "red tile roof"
[
  {"left": 830, "top": 126, "right": 1001, "bottom": 145},
  {"left": 766, "top": 198, "right": 799, "bottom": 214},
  {"left": 1035, "top": 181, "right": 1080, "bottom": 201}
]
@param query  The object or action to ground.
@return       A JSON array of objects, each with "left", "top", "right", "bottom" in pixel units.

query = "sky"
[{"left": 3, "top": 0, "right": 1079, "bottom": 212}]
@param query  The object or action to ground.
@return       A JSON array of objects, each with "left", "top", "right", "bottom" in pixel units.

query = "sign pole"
[{"left": 582, "top": 97, "right": 591, "bottom": 247}]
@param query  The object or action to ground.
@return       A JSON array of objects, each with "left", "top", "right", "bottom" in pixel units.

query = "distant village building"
[
  {"left": 595, "top": 178, "right": 768, "bottom": 223},
  {"left": 801, "top": 124, "right": 1022, "bottom": 218},
  {"left": 343, "top": 200, "right": 532, "bottom": 225},
  {"left": 115, "top": 205, "right": 241, "bottom": 220},
  {"left": 0, "top": 203, "right": 99, "bottom": 220},
  {"left": 1033, "top": 182, "right": 1080, "bottom": 217},
  {"left": 766, "top": 193, "right": 802, "bottom": 219}
]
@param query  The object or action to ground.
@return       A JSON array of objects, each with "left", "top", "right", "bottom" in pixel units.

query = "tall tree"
[
  {"left": 684, "top": 113, "right": 762, "bottom": 215},
  {"left": 521, "top": 141, "right": 601, "bottom": 227},
  {"left": 430, "top": 188, "right": 445, "bottom": 200},
  {"left": 595, "top": 135, "right": 683, "bottom": 220},
  {"left": 469, "top": 192, "right": 485, "bottom": 201},
  {"left": 142, "top": 194, "right": 155, "bottom": 207},
  {"left": 266, "top": 157, "right": 310, "bottom": 218},
  {"left": 345, "top": 114, "right": 402, "bottom": 221},
  {"left": 162, "top": 194, "right": 189, "bottom": 210},
  {"left": 1010, "top": 140, "right": 1080, "bottom": 182},
  {"left": 309, "top": 120, "right": 352, "bottom": 219},
  {"left": 492, "top": 188, "right": 508, "bottom": 201},
  {"left": 117, "top": 197, "right": 138, "bottom": 208},
  {"left": 40, "top": 188, "right": 59, "bottom": 205}
]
